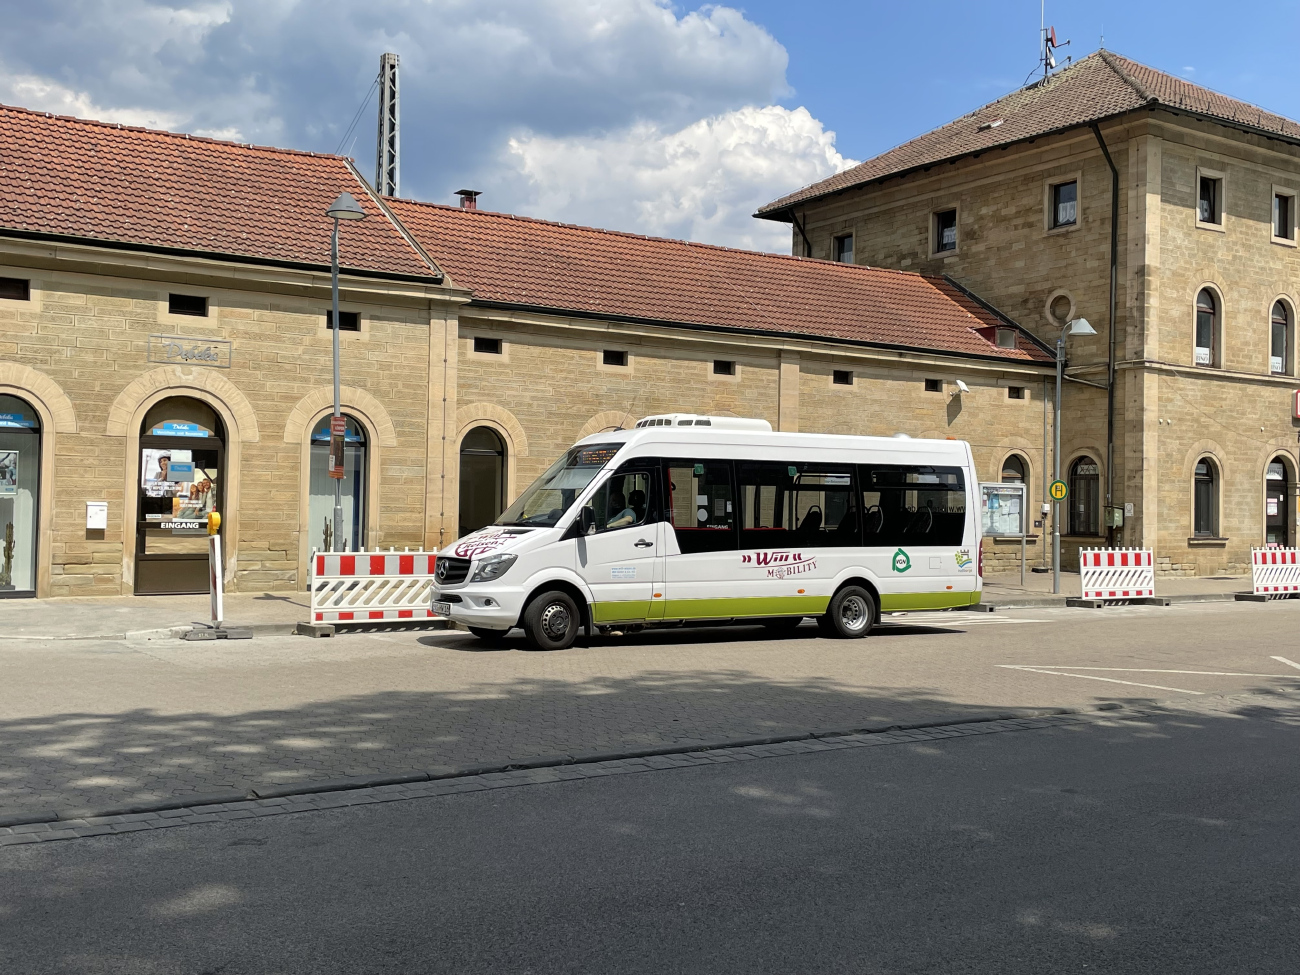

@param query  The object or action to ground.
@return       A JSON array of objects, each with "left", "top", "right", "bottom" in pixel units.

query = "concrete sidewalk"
[
  {"left": 981, "top": 570, "right": 1248, "bottom": 608},
  {"left": 0, "top": 592, "right": 309, "bottom": 640}
]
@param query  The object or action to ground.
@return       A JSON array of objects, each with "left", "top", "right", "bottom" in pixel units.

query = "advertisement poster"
[
  {"left": 142, "top": 448, "right": 188, "bottom": 498},
  {"left": 0, "top": 449, "right": 16, "bottom": 497}
]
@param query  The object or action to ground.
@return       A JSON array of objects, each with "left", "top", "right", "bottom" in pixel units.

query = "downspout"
[
  {"left": 790, "top": 210, "right": 813, "bottom": 257},
  {"left": 1091, "top": 122, "right": 1119, "bottom": 546}
]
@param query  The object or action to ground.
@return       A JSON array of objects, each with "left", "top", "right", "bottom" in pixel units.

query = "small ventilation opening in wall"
[
  {"left": 603, "top": 350, "right": 628, "bottom": 367},
  {"left": 326, "top": 310, "right": 360, "bottom": 331},
  {"left": 474, "top": 337, "right": 502, "bottom": 354},
  {"left": 1008, "top": 386, "right": 1025, "bottom": 400},
  {"left": 924, "top": 378, "right": 942, "bottom": 393},
  {"left": 713, "top": 359, "right": 735, "bottom": 376},
  {"left": 168, "top": 293, "right": 207, "bottom": 316},
  {"left": 833, "top": 369, "right": 853, "bottom": 386}
]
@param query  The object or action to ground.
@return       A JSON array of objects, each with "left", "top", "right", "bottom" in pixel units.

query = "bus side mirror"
[{"left": 580, "top": 506, "right": 596, "bottom": 534}]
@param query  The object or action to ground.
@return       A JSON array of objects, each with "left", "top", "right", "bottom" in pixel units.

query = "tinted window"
[
  {"left": 738, "top": 462, "right": 859, "bottom": 549},
  {"left": 665, "top": 460, "right": 736, "bottom": 554},
  {"left": 859, "top": 464, "right": 966, "bottom": 547}
]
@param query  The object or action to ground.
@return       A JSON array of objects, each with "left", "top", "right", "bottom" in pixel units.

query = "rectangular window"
[
  {"left": 924, "top": 378, "right": 943, "bottom": 393},
  {"left": 859, "top": 465, "right": 966, "bottom": 547},
  {"left": 473, "top": 336, "right": 502, "bottom": 354},
  {"left": 934, "top": 209, "right": 957, "bottom": 252},
  {"left": 326, "top": 310, "right": 360, "bottom": 331},
  {"left": 1275, "top": 191, "right": 1295, "bottom": 240},
  {"left": 737, "top": 462, "right": 859, "bottom": 549},
  {"left": 580, "top": 470, "right": 654, "bottom": 534},
  {"left": 1008, "top": 386, "right": 1025, "bottom": 400},
  {"left": 665, "top": 460, "right": 737, "bottom": 554},
  {"left": 1198, "top": 174, "right": 1221, "bottom": 224},
  {"left": 832, "top": 234, "right": 854, "bottom": 264},
  {"left": 0, "top": 277, "right": 30, "bottom": 301},
  {"left": 713, "top": 359, "right": 735, "bottom": 376},
  {"left": 832, "top": 369, "right": 853, "bottom": 386},
  {"left": 168, "top": 293, "right": 207, "bottom": 317},
  {"left": 1051, "top": 180, "right": 1077, "bottom": 228},
  {"left": 602, "top": 349, "right": 628, "bottom": 367},
  {"left": 995, "top": 328, "right": 1017, "bottom": 349}
]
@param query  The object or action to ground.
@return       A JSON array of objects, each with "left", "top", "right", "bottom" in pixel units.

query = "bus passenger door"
[
  {"left": 662, "top": 460, "right": 740, "bottom": 620},
  {"left": 575, "top": 469, "right": 662, "bottom": 625}
]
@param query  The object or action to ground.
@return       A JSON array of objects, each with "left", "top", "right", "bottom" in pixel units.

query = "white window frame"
[
  {"left": 930, "top": 205, "right": 960, "bottom": 257},
  {"left": 1195, "top": 166, "right": 1226, "bottom": 232},
  {"left": 1044, "top": 173, "right": 1082, "bottom": 234},
  {"left": 1272, "top": 185, "right": 1297, "bottom": 246}
]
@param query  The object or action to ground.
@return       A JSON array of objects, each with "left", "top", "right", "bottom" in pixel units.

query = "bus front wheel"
[
  {"left": 522, "top": 590, "right": 581, "bottom": 651},
  {"left": 818, "top": 586, "right": 875, "bottom": 639}
]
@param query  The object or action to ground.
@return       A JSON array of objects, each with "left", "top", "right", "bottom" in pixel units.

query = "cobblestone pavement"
[{"left": 2, "top": 599, "right": 1299, "bottom": 823}]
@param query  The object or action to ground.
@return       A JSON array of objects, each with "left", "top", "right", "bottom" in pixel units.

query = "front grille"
[{"left": 435, "top": 557, "right": 471, "bottom": 586}]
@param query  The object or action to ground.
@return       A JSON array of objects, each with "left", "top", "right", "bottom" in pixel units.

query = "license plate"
[{"left": 432, "top": 601, "right": 452, "bottom": 616}]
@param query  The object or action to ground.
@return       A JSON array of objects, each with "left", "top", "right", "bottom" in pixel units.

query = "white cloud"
[
  {"left": 507, "top": 105, "right": 856, "bottom": 251},
  {"left": 0, "top": 1, "right": 850, "bottom": 249}
]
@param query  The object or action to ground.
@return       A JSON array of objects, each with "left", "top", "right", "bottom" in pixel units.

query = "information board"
[{"left": 981, "top": 482, "right": 1026, "bottom": 537}]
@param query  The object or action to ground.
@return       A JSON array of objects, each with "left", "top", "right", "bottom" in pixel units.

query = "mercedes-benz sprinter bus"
[{"left": 432, "top": 415, "right": 982, "bottom": 650}]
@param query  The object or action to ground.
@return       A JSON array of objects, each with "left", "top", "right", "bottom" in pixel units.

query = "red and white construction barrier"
[
  {"left": 1078, "top": 548, "right": 1156, "bottom": 600},
  {"left": 310, "top": 550, "right": 441, "bottom": 623},
  {"left": 1250, "top": 547, "right": 1300, "bottom": 597}
]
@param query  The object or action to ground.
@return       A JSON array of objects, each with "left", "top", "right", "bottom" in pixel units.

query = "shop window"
[
  {"left": 1271, "top": 301, "right": 1290, "bottom": 375},
  {"left": 859, "top": 464, "right": 966, "bottom": 547},
  {"left": 326, "top": 310, "right": 360, "bottom": 331},
  {"left": 1068, "top": 457, "right": 1100, "bottom": 535},
  {"left": 458, "top": 426, "right": 504, "bottom": 538},
  {"left": 168, "top": 293, "right": 208, "bottom": 317},
  {"left": 1051, "top": 180, "right": 1078, "bottom": 228},
  {"left": 0, "top": 277, "right": 30, "bottom": 301},
  {"left": 0, "top": 394, "right": 41, "bottom": 596},
  {"left": 737, "top": 462, "right": 858, "bottom": 549},
  {"left": 933, "top": 208, "right": 958, "bottom": 253},
  {"left": 832, "top": 370, "right": 853, "bottom": 386},
  {"left": 1195, "top": 289, "right": 1218, "bottom": 367},
  {"left": 309, "top": 415, "right": 368, "bottom": 552},
  {"left": 832, "top": 234, "right": 854, "bottom": 264},
  {"left": 1266, "top": 458, "right": 1293, "bottom": 547},
  {"left": 665, "top": 460, "right": 736, "bottom": 554},
  {"left": 1193, "top": 458, "right": 1219, "bottom": 537}
]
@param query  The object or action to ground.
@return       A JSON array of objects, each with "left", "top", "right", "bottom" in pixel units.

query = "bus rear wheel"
[
  {"left": 522, "top": 590, "right": 581, "bottom": 651},
  {"left": 818, "top": 586, "right": 875, "bottom": 639}
]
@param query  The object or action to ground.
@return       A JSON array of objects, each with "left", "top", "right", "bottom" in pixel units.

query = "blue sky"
[{"left": 1, "top": 1, "right": 1297, "bottom": 251}]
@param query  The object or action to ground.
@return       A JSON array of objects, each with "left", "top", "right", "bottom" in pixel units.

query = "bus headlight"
[{"left": 470, "top": 553, "right": 517, "bottom": 583}]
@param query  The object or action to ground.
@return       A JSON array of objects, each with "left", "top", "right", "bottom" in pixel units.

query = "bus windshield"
[{"left": 495, "top": 442, "right": 623, "bottom": 528}]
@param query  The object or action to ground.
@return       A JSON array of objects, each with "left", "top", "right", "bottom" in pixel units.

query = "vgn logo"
[{"left": 891, "top": 548, "right": 912, "bottom": 573}]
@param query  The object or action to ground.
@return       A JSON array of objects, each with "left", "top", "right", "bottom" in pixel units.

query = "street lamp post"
[
  {"left": 325, "top": 192, "right": 367, "bottom": 552},
  {"left": 1053, "top": 316, "right": 1097, "bottom": 593}
]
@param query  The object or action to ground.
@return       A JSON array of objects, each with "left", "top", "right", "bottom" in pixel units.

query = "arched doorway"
[
  {"left": 0, "top": 393, "right": 41, "bottom": 597},
  {"left": 136, "top": 397, "right": 225, "bottom": 594},
  {"left": 459, "top": 426, "right": 505, "bottom": 537},
  {"left": 309, "top": 415, "right": 368, "bottom": 552},
  {"left": 1266, "top": 457, "right": 1294, "bottom": 547},
  {"left": 1069, "top": 456, "right": 1100, "bottom": 536}
]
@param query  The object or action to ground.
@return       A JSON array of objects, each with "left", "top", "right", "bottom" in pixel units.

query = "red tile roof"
[
  {"left": 0, "top": 103, "right": 440, "bottom": 279},
  {"left": 758, "top": 50, "right": 1300, "bottom": 217},
  {"left": 389, "top": 199, "right": 1052, "bottom": 363}
]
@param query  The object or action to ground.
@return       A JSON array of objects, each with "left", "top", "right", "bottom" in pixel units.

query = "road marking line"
[
  {"left": 1272, "top": 656, "right": 1300, "bottom": 672},
  {"left": 1006, "top": 666, "right": 1298, "bottom": 678},
  {"left": 997, "top": 665, "right": 1205, "bottom": 695}
]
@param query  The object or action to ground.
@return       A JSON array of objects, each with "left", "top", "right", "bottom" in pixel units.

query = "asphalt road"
[{"left": 3, "top": 696, "right": 1297, "bottom": 974}]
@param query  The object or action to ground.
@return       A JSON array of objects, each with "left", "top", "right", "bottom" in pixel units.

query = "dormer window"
[{"left": 995, "top": 328, "right": 1017, "bottom": 349}]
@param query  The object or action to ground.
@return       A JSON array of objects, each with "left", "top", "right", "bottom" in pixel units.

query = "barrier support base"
[
  {"left": 295, "top": 621, "right": 337, "bottom": 638},
  {"left": 1067, "top": 596, "right": 1170, "bottom": 609},
  {"left": 1235, "top": 592, "right": 1270, "bottom": 602},
  {"left": 183, "top": 624, "right": 253, "bottom": 641}
]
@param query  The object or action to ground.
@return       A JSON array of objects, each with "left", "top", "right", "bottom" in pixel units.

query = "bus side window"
[
  {"left": 859, "top": 464, "right": 966, "bottom": 547},
  {"left": 665, "top": 460, "right": 737, "bottom": 554}
]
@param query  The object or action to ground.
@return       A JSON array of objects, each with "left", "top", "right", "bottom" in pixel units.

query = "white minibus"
[{"left": 432, "top": 415, "right": 982, "bottom": 650}]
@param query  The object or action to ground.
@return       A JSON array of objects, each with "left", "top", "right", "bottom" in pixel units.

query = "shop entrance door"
[
  {"left": 0, "top": 394, "right": 41, "bottom": 597},
  {"left": 1266, "top": 460, "right": 1292, "bottom": 547},
  {"left": 135, "top": 398, "right": 225, "bottom": 595}
]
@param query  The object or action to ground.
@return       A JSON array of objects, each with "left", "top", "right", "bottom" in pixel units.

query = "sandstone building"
[
  {"left": 0, "top": 105, "right": 1050, "bottom": 597},
  {"left": 758, "top": 50, "right": 1300, "bottom": 574}
]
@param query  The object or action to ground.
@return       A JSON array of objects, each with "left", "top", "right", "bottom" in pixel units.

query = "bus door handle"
[{"left": 634, "top": 539, "right": 654, "bottom": 548}]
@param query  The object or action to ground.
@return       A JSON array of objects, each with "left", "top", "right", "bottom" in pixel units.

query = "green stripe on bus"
[
  {"left": 591, "top": 601, "right": 654, "bottom": 623},
  {"left": 878, "top": 591, "right": 980, "bottom": 612}
]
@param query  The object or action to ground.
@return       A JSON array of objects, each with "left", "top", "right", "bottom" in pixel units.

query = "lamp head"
[
  {"left": 955, "top": 379, "right": 970, "bottom": 394},
  {"left": 1066, "top": 317, "right": 1096, "bottom": 336},
  {"left": 326, "top": 191, "right": 367, "bottom": 221}
]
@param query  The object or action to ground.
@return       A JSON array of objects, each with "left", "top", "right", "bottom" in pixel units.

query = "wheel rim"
[
  {"left": 539, "top": 601, "right": 571, "bottom": 639},
  {"left": 839, "top": 594, "right": 869, "bottom": 633}
]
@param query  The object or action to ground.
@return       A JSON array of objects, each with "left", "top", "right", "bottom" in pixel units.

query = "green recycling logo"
[{"left": 891, "top": 548, "right": 912, "bottom": 573}]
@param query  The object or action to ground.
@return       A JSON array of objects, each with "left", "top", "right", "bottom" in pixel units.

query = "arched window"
[
  {"left": 309, "top": 415, "right": 367, "bottom": 552},
  {"left": 0, "top": 393, "right": 41, "bottom": 596},
  {"left": 1266, "top": 457, "right": 1293, "bottom": 547},
  {"left": 1271, "top": 301, "right": 1291, "bottom": 375},
  {"left": 459, "top": 427, "right": 506, "bottom": 537},
  {"left": 1195, "top": 289, "right": 1217, "bottom": 366},
  {"left": 1001, "top": 454, "right": 1027, "bottom": 484},
  {"left": 1068, "top": 457, "right": 1100, "bottom": 536},
  {"left": 1193, "top": 457, "right": 1219, "bottom": 538}
]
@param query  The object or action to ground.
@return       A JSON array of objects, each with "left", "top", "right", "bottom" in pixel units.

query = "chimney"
[
  {"left": 375, "top": 53, "right": 400, "bottom": 196},
  {"left": 456, "top": 189, "right": 481, "bottom": 210}
]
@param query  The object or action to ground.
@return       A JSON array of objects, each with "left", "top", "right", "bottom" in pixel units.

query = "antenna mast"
[
  {"left": 375, "top": 52, "right": 400, "bottom": 197},
  {"left": 1039, "top": 15, "right": 1070, "bottom": 82}
]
